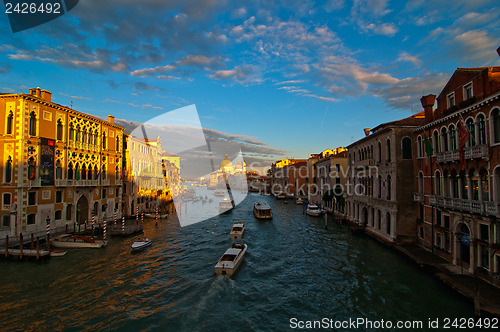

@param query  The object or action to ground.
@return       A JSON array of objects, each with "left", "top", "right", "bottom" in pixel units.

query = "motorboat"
[
  {"left": 215, "top": 243, "right": 247, "bottom": 276},
  {"left": 253, "top": 201, "right": 272, "bottom": 219},
  {"left": 131, "top": 238, "right": 152, "bottom": 251},
  {"left": 296, "top": 197, "right": 304, "bottom": 205},
  {"left": 219, "top": 197, "right": 234, "bottom": 211},
  {"left": 214, "top": 189, "right": 226, "bottom": 197},
  {"left": 306, "top": 204, "right": 323, "bottom": 217},
  {"left": 49, "top": 249, "right": 67, "bottom": 257},
  {"left": 144, "top": 213, "right": 168, "bottom": 219},
  {"left": 275, "top": 192, "right": 287, "bottom": 199},
  {"left": 230, "top": 222, "right": 245, "bottom": 239},
  {"left": 51, "top": 234, "right": 107, "bottom": 248}
]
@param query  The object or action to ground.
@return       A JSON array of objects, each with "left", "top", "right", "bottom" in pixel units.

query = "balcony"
[
  {"left": 430, "top": 195, "right": 498, "bottom": 216},
  {"left": 28, "top": 179, "right": 42, "bottom": 187},
  {"left": 465, "top": 145, "right": 488, "bottom": 160},
  {"left": 436, "top": 150, "right": 459, "bottom": 163},
  {"left": 101, "top": 179, "right": 111, "bottom": 186},
  {"left": 413, "top": 193, "right": 424, "bottom": 203}
]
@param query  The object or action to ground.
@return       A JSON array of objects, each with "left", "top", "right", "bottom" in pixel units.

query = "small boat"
[
  {"left": 296, "top": 198, "right": 304, "bottom": 205},
  {"left": 131, "top": 238, "right": 152, "bottom": 251},
  {"left": 215, "top": 243, "right": 247, "bottom": 276},
  {"left": 144, "top": 213, "right": 168, "bottom": 219},
  {"left": 306, "top": 204, "right": 322, "bottom": 217},
  {"left": 253, "top": 201, "right": 272, "bottom": 219},
  {"left": 275, "top": 193, "right": 287, "bottom": 199},
  {"left": 49, "top": 249, "right": 67, "bottom": 257},
  {"left": 51, "top": 234, "right": 107, "bottom": 248},
  {"left": 214, "top": 189, "right": 226, "bottom": 197},
  {"left": 230, "top": 222, "right": 245, "bottom": 239},
  {"left": 219, "top": 197, "right": 234, "bottom": 211}
]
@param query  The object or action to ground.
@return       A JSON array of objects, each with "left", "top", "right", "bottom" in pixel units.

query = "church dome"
[{"left": 220, "top": 154, "right": 233, "bottom": 171}]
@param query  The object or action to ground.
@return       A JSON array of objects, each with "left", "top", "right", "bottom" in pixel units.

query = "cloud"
[
  {"left": 209, "top": 65, "right": 260, "bottom": 84},
  {"left": 361, "top": 22, "right": 398, "bottom": 36},
  {"left": 59, "top": 92, "right": 92, "bottom": 100},
  {"left": 397, "top": 52, "right": 422, "bottom": 66},
  {"left": 133, "top": 81, "right": 161, "bottom": 91},
  {"left": 131, "top": 65, "right": 176, "bottom": 77}
]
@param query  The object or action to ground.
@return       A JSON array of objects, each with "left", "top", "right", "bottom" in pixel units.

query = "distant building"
[
  {"left": 0, "top": 88, "right": 124, "bottom": 238},
  {"left": 345, "top": 112, "right": 426, "bottom": 244},
  {"left": 270, "top": 158, "right": 307, "bottom": 196},
  {"left": 413, "top": 66, "right": 500, "bottom": 279}
]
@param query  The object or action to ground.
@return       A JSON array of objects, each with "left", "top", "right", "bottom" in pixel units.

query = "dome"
[{"left": 220, "top": 154, "right": 233, "bottom": 171}]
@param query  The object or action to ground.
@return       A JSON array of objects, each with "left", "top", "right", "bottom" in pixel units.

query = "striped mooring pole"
[
  {"left": 114, "top": 210, "right": 117, "bottom": 227},
  {"left": 122, "top": 216, "right": 125, "bottom": 234},
  {"left": 136, "top": 206, "right": 139, "bottom": 222},
  {"left": 103, "top": 218, "right": 107, "bottom": 240},
  {"left": 155, "top": 207, "right": 158, "bottom": 228},
  {"left": 141, "top": 212, "right": 144, "bottom": 227}
]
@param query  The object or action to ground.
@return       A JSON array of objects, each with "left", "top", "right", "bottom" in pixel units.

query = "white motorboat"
[
  {"left": 306, "top": 204, "right": 323, "bottom": 217},
  {"left": 51, "top": 234, "right": 107, "bottom": 248},
  {"left": 253, "top": 201, "right": 272, "bottom": 219},
  {"left": 219, "top": 197, "right": 234, "bottom": 211},
  {"left": 144, "top": 213, "right": 168, "bottom": 219},
  {"left": 131, "top": 238, "right": 152, "bottom": 251},
  {"left": 215, "top": 243, "right": 247, "bottom": 276},
  {"left": 274, "top": 193, "right": 287, "bottom": 199},
  {"left": 296, "top": 198, "right": 304, "bottom": 205},
  {"left": 49, "top": 249, "right": 67, "bottom": 257},
  {"left": 230, "top": 222, "right": 245, "bottom": 239}
]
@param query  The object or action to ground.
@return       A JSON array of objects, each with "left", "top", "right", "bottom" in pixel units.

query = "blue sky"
[{"left": 1, "top": 0, "right": 499, "bottom": 167}]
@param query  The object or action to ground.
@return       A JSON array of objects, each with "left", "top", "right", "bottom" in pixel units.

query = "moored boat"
[
  {"left": 306, "top": 204, "right": 322, "bottom": 217},
  {"left": 219, "top": 197, "right": 234, "bottom": 211},
  {"left": 230, "top": 222, "right": 245, "bottom": 239},
  {"left": 49, "top": 249, "right": 67, "bottom": 257},
  {"left": 274, "top": 192, "right": 287, "bottom": 199},
  {"left": 214, "top": 189, "right": 226, "bottom": 197},
  {"left": 253, "top": 201, "right": 272, "bottom": 219},
  {"left": 215, "top": 243, "right": 247, "bottom": 276},
  {"left": 144, "top": 213, "right": 168, "bottom": 219},
  {"left": 131, "top": 238, "right": 152, "bottom": 251},
  {"left": 296, "top": 197, "right": 304, "bottom": 205},
  {"left": 51, "top": 234, "right": 107, "bottom": 248}
]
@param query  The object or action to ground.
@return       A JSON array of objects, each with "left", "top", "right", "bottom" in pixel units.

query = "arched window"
[
  {"left": 4, "top": 156, "right": 12, "bottom": 182},
  {"left": 87, "top": 131, "right": 92, "bottom": 144},
  {"left": 94, "top": 130, "right": 98, "bottom": 145},
  {"left": 441, "top": 127, "right": 448, "bottom": 152},
  {"left": 28, "top": 157, "right": 36, "bottom": 179},
  {"left": 418, "top": 171, "right": 424, "bottom": 193},
  {"left": 378, "top": 176, "right": 382, "bottom": 197},
  {"left": 6, "top": 111, "right": 13, "bottom": 135},
  {"left": 55, "top": 160, "right": 62, "bottom": 179},
  {"left": 450, "top": 169, "right": 458, "bottom": 198},
  {"left": 443, "top": 170, "right": 449, "bottom": 197},
  {"left": 75, "top": 163, "right": 80, "bottom": 180},
  {"left": 82, "top": 164, "right": 87, "bottom": 180},
  {"left": 387, "top": 175, "right": 391, "bottom": 200},
  {"left": 115, "top": 165, "right": 119, "bottom": 180},
  {"left": 56, "top": 119, "right": 63, "bottom": 140},
  {"left": 402, "top": 137, "right": 412, "bottom": 159},
  {"left": 102, "top": 132, "right": 107, "bottom": 149},
  {"left": 94, "top": 165, "right": 98, "bottom": 179},
  {"left": 386, "top": 139, "right": 391, "bottom": 161},
  {"left": 386, "top": 212, "right": 391, "bottom": 235},
  {"left": 479, "top": 168, "right": 489, "bottom": 201},
  {"left": 377, "top": 210, "right": 381, "bottom": 230},
  {"left": 82, "top": 130, "right": 86, "bottom": 144},
  {"left": 377, "top": 141, "right": 381, "bottom": 162},
  {"left": 116, "top": 135, "right": 120, "bottom": 152},
  {"left": 459, "top": 170, "right": 467, "bottom": 199},
  {"left": 493, "top": 109, "right": 500, "bottom": 143},
  {"left": 435, "top": 170, "right": 442, "bottom": 196},
  {"left": 417, "top": 136, "right": 422, "bottom": 158},
  {"left": 102, "top": 165, "right": 107, "bottom": 180},
  {"left": 477, "top": 114, "right": 486, "bottom": 145},
  {"left": 68, "top": 162, "right": 73, "bottom": 180},
  {"left": 29, "top": 112, "right": 36, "bottom": 136},
  {"left": 75, "top": 125, "right": 80, "bottom": 142},
  {"left": 69, "top": 124, "right": 74, "bottom": 141},
  {"left": 433, "top": 130, "right": 439, "bottom": 153},
  {"left": 449, "top": 124, "right": 457, "bottom": 150},
  {"left": 466, "top": 118, "right": 475, "bottom": 146},
  {"left": 470, "top": 169, "right": 479, "bottom": 200}
]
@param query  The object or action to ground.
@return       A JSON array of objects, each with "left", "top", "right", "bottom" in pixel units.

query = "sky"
[{"left": 1, "top": 0, "right": 499, "bottom": 169}]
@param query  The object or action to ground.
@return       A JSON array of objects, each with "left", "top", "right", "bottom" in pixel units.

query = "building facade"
[
  {"left": 1, "top": 88, "right": 124, "bottom": 238},
  {"left": 413, "top": 67, "right": 500, "bottom": 279}
]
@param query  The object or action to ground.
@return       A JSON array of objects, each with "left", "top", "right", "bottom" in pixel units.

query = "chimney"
[
  {"left": 40, "top": 89, "right": 52, "bottom": 102},
  {"left": 29, "top": 88, "right": 37, "bottom": 95},
  {"left": 108, "top": 115, "right": 115, "bottom": 125},
  {"left": 420, "top": 94, "right": 436, "bottom": 123},
  {"left": 363, "top": 128, "right": 371, "bottom": 137},
  {"left": 36, "top": 87, "right": 41, "bottom": 97}
]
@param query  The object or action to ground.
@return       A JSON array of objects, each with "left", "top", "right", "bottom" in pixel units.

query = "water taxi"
[
  {"left": 215, "top": 243, "right": 247, "bottom": 276},
  {"left": 296, "top": 197, "right": 304, "bottom": 205},
  {"left": 219, "top": 197, "right": 234, "bottom": 211},
  {"left": 306, "top": 204, "right": 322, "bottom": 217},
  {"left": 253, "top": 201, "right": 273, "bottom": 219},
  {"left": 230, "top": 222, "right": 245, "bottom": 239},
  {"left": 131, "top": 238, "right": 152, "bottom": 251},
  {"left": 214, "top": 189, "right": 226, "bottom": 197},
  {"left": 51, "top": 234, "right": 107, "bottom": 248}
]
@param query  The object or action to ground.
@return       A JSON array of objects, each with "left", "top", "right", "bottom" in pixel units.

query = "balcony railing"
[
  {"left": 436, "top": 145, "right": 489, "bottom": 163},
  {"left": 430, "top": 195, "right": 498, "bottom": 216},
  {"left": 29, "top": 179, "right": 42, "bottom": 187}
]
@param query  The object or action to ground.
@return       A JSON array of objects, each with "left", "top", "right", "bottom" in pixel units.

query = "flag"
[
  {"left": 458, "top": 119, "right": 470, "bottom": 170},
  {"left": 95, "top": 170, "right": 101, "bottom": 180},
  {"left": 28, "top": 161, "right": 36, "bottom": 180},
  {"left": 120, "top": 168, "right": 126, "bottom": 180},
  {"left": 75, "top": 168, "right": 80, "bottom": 181}
]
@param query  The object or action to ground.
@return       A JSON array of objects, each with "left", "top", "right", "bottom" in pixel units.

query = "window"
[
  {"left": 27, "top": 157, "right": 36, "bottom": 180},
  {"left": 433, "top": 130, "right": 439, "bottom": 153},
  {"left": 419, "top": 226, "right": 424, "bottom": 239},
  {"left": 2, "top": 215, "right": 10, "bottom": 227},
  {"left": 27, "top": 213, "right": 36, "bottom": 225},
  {"left": 477, "top": 114, "right": 486, "bottom": 145},
  {"left": 402, "top": 137, "right": 412, "bottom": 159},
  {"left": 386, "top": 139, "right": 391, "bottom": 161},
  {"left": 56, "top": 190, "right": 62, "bottom": 203},
  {"left": 116, "top": 188, "right": 120, "bottom": 197},
  {"left": 470, "top": 169, "right": 479, "bottom": 200},
  {"left": 436, "top": 210, "right": 442, "bottom": 227},
  {"left": 56, "top": 120, "right": 63, "bottom": 140},
  {"left": 493, "top": 109, "right": 500, "bottom": 143},
  {"left": 29, "top": 111, "right": 36, "bottom": 136},
  {"left": 418, "top": 172, "right": 424, "bottom": 193},
  {"left": 386, "top": 175, "right": 391, "bottom": 200},
  {"left": 102, "top": 132, "right": 107, "bottom": 149},
  {"left": 55, "top": 210, "right": 62, "bottom": 220},
  {"left": 4, "top": 156, "right": 12, "bottom": 183},
  {"left": 443, "top": 215, "right": 450, "bottom": 229},
  {"left": 69, "top": 124, "right": 74, "bottom": 141},
  {"left": 116, "top": 135, "right": 120, "bottom": 151},
  {"left": 459, "top": 170, "right": 467, "bottom": 199},
  {"left": 6, "top": 111, "right": 13, "bottom": 135},
  {"left": 3, "top": 193, "right": 11, "bottom": 210},
  {"left": 435, "top": 170, "right": 441, "bottom": 195},
  {"left": 56, "top": 160, "right": 62, "bottom": 179},
  {"left": 66, "top": 204, "right": 72, "bottom": 220},
  {"left": 416, "top": 136, "right": 422, "bottom": 158},
  {"left": 441, "top": 127, "right": 449, "bottom": 152},
  {"left": 68, "top": 162, "right": 73, "bottom": 180},
  {"left": 386, "top": 212, "right": 391, "bottom": 235},
  {"left": 449, "top": 125, "right": 457, "bottom": 150},
  {"left": 466, "top": 118, "right": 475, "bottom": 146},
  {"left": 102, "top": 188, "right": 106, "bottom": 199},
  {"left": 464, "top": 83, "right": 473, "bottom": 99},
  {"left": 480, "top": 169, "right": 489, "bottom": 201},
  {"left": 378, "top": 176, "right": 382, "bottom": 198},
  {"left": 447, "top": 92, "right": 455, "bottom": 108},
  {"left": 377, "top": 142, "right": 381, "bottom": 162},
  {"left": 479, "top": 224, "right": 489, "bottom": 242},
  {"left": 28, "top": 191, "right": 36, "bottom": 206}
]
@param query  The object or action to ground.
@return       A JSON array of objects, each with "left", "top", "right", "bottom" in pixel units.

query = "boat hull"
[
  {"left": 51, "top": 235, "right": 106, "bottom": 248},
  {"left": 215, "top": 244, "right": 247, "bottom": 276}
]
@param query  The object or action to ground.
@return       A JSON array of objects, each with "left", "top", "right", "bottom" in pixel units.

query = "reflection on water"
[{"left": 0, "top": 190, "right": 473, "bottom": 331}]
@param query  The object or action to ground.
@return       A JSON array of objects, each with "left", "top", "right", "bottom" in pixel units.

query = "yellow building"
[{"left": 0, "top": 88, "right": 124, "bottom": 238}]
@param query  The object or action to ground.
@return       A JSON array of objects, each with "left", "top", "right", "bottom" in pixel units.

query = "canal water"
[{"left": 0, "top": 190, "right": 473, "bottom": 331}]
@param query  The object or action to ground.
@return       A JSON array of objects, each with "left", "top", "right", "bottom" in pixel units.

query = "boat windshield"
[{"left": 221, "top": 254, "right": 237, "bottom": 261}]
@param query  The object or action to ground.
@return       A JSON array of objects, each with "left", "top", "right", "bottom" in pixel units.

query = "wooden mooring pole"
[
  {"left": 5, "top": 235, "right": 8, "bottom": 258},
  {"left": 19, "top": 233, "right": 23, "bottom": 260},
  {"left": 36, "top": 237, "right": 40, "bottom": 260}
]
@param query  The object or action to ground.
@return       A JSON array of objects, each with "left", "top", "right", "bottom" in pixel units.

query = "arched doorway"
[
  {"left": 76, "top": 195, "right": 89, "bottom": 224},
  {"left": 361, "top": 207, "right": 368, "bottom": 226}
]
